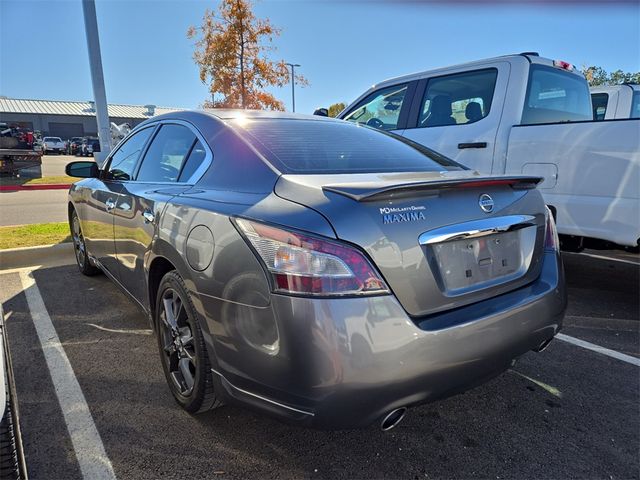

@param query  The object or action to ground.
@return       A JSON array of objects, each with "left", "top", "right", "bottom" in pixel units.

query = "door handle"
[
  {"left": 458, "top": 142, "right": 487, "bottom": 149},
  {"left": 105, "top": 198, "right": 116, "bottom": 212},
  {"left": 142, "top": 210, "right": 155, "bottom": 224}
]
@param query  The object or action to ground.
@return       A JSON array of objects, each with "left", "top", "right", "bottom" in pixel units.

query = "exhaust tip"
[
  {"left": 380, "top": 407, "right": 407, "bottom": 431},
  {"left": 533, "top": 337, "right": 554, "bottom": 352}
]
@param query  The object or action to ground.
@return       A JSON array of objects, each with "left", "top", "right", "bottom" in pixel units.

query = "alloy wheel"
[{"left": 159, "top": 288, "right": 197, "bottom": 396}]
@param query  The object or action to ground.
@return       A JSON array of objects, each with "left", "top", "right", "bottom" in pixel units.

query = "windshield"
[
  {"left": 631, "top": 91, "right": 640, "bottom": 119},
  {"left": 235, "top": 119, "right": 463, "bottom": 174},
  {"left": 44, "top": 137, "right": 62, "bottom": 142},
  {"left": 522, "top": 65, "right": 592, "bottom": 124}
]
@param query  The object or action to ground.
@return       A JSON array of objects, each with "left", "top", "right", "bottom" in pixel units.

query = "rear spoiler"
[{"left": 322, "top": 176, "right": 543, "bottom": 202}]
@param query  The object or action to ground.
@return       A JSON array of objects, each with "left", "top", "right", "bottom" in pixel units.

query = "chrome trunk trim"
[{"left": 419, "top": 215, "right": 537, "bottom": 245}]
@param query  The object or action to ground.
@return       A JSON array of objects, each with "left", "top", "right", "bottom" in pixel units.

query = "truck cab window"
[
  {"left": 591, "top": 93, "right": 609, "bottom": 121},
  {"left": 522, "top": 66, "right": 592, "bottom": 124},
  {"left": 418, "top": 69, "right": 498, "bottom": 128},
  {"left": 342, "top": 84, "right": 409, "bottom": 131}
]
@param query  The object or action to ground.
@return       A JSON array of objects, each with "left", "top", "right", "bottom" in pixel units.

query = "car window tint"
[
  {"left": 238, "top": 119, "right": 461, "bottom": 174},
  {"left": 342, "top": 84, "right": 408, "bottom": 131},
  {"left": 108, "top": 127, "right": 153, "bottom": 181},
  {"left": 591, "top": 93, "right": 608, "bottom": 120},
  {"left": 178, "top": 139, "right": 207, "bottom": 182},
  {"left": 418, "top": 69, "right": 498, "bottom": 128},
  {"left": 136, "top": 124, "right": 196, "bottom": 182},
  {"left": 522, "top": 66, "right": 592, "bottom": 124}
]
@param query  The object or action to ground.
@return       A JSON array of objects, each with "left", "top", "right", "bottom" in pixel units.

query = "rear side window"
[
  {"left": 631, "top": 91, "right": 640, "bottom": 119},
  {"left": 591, "top": 93, "right": 609, "bottom": 120},
  {"left": 108, "top": 127, "right": 153, "bottom": 181},
  {"left": 522, "top": 66, "right": 592, "bottom": 124},
  {"left": 418, "top": 69, "right": 498, "bottom": 127},
  {"left": 178, "top": 140, "right": 207, "bottom": 182},
  {"left": 237, "top": 119, "right": 461, "bottom": 174},
  {"left": 342, "top": 83, "right": 409, "bottom": 131},
  {"left": 136, "top": 124, "right": 196, "bottom": 182}
]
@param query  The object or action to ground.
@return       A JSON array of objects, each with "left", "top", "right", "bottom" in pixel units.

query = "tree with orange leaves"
[{"left": 187, "top": 0, "right": 307, "bottom": 110}]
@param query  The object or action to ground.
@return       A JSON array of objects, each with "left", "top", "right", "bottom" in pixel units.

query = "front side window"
[
  {"left": 342, "top": 84, "right": 409, "bottom": 131},
  {"left": 418, "top": 69, "right": 498, "bottom": 128},
  {"left": 631, "top": 91, "right": 640, "bottom": 119},
  {"left": 522, "top": 66, "right": 592, "bottom": 124},
  {"left": 136, "top": 124, "right": 196, "bottom": 182},
  {"left": 107, "top": 127, "right": 153, "bottom": 181},
  {"left": 591, "top": 93, "right": 609, "bottom": 121}
]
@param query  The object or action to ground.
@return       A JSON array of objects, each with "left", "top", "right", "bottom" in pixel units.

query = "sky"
[{"left": 1, "top": 0, "right": 639, "bottom": 114}]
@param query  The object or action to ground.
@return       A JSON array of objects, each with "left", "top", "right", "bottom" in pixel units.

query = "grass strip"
[
  {"left": 0, "top": 175, "right": 80, "bottom": 186},
  {"left": 0, "top": 222, "right": 71, "bottom": 249}
]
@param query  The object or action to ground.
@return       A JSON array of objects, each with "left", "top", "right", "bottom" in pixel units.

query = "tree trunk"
[{"left": 237, "top": 0, "right": 246, "bottom": 108}]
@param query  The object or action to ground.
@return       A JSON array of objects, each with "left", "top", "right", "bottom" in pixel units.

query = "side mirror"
[
  {"left": 313, "top": 108, "right": 329, "bottom": 117},
  {"left": 66, "top": 161, "right": 99, "bottom": 178}
]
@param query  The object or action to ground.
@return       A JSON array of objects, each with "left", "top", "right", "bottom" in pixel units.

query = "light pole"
[
  {"left": 286, "top": 63, "right": 300, "bottom": 112},
  {"left": 82, "top": 0, "right": 112, "bottom": 163}
]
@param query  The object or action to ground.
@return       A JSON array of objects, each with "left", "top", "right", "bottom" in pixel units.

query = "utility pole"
[
  {"left": 286, "top": 63, "right": 300, "bottom": 113},
  {"left": 82, "top": 0, "right": 112, "bottom": 163}
]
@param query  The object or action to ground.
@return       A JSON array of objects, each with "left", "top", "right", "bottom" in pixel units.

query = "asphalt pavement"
[
  {"left": 0, "top": 189, "right": 69, "bottom": 226},
  {"left": 0, "top": 251, "right": 638, "bottom": 479}
]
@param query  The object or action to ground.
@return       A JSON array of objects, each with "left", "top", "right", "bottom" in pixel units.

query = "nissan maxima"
[{"left": 66, "top": 110, "right": 566, "bottom": 430}]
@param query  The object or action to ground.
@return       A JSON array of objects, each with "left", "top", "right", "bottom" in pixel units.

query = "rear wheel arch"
[{"left": 148, "top": 256, "right": 177, "bottom": 327}]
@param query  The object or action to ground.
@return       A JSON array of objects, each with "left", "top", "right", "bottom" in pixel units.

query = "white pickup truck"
[
  {"left": 336, "top": 53, "right": 640, "bottom": 251},
  {"left": 591, "top": 84, "right": 640, "bottom": 120}
]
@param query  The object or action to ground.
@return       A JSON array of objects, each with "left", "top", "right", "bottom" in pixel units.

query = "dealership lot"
[{"left": 1, "top": 251, "right": 638, "bottom": 479}]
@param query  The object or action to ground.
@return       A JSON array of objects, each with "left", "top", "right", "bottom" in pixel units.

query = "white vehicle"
[
  {"left": 337, "top": 53, "right": 640, "bottom": 250},
  {"left": 42, "top": 136, "right": 65, "bottom": 154},
  {"left": 591, "top": 84, "right": 640, "bottom": 120}
]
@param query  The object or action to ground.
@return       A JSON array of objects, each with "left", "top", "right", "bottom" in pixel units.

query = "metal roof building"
[{"left": 0, "top": 97, "right": 182, "bottom": 138}]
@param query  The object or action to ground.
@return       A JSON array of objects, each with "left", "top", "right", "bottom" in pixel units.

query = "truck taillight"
[
  {"left": 234, "top": 219, "right": 390, "bottom": 297},
  {"left": 545, "top": 207, "right": 559, "bottom": 251},
  {"left": 553, "top": 60, "right": 575, "bottom": 71}
]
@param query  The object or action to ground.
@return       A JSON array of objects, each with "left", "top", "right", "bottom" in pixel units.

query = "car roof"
[{"left": 202, "top": 109, "right": 339, "bottom": 122}]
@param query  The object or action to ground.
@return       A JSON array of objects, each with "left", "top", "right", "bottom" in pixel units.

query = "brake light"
[
  {"left": 234, "top": 219, "right": 390, "bottom": 296},
  {"left": 544, "top": 207, "right": 559, "bottom": 251},
  {"left": 553, "top": 60, "right": 575, "bottom": 71}
]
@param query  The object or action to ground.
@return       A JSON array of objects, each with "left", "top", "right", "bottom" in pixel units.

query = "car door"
[
  {"left": 400, "top": 63, "right": 510, "bottom": 173},
  {"left": 340, "top": 81, "right": 418, "bottom": 134},
  {"left": 82, "top": 126, "right": 155, "bottom": 278},
  {"left": 113, "top": 122, "right": 208, "bottom": 304}
]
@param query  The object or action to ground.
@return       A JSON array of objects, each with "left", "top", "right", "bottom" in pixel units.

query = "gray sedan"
[{"left": 66, "top": 110, "right": 566, "bottom": 430}]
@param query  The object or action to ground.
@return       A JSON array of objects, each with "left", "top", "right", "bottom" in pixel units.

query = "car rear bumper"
[{"left": 205, "top": 250, "right": 566, "bottom": 429}]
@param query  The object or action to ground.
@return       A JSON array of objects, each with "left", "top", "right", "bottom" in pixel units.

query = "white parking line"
[
  {"left": 556, "top": 333, "right": 640, "bottom": 367},
  {"left": 19, "top": 270, "right": 117, "bottom": 480},
  {"left": 564, "top": 251, "right": 640, "bottom": 266}
]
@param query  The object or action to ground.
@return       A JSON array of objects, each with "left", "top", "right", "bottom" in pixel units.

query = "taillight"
[
  {"left": 544, "top": 207, "right": 559, "bottom": 251},
  {"left": 234, "top": 219, "right": 390, "bottom": 297},
  {"left": 553, "top": 60, "right": 575, "bottom": 71}
]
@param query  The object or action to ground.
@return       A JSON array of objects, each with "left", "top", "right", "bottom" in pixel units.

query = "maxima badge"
[
  {"left": 478, "top": 194, "right": 494, "bottom": 213},
  {"left": 380, "top": 205, "right": 426, "bottom": 224}
]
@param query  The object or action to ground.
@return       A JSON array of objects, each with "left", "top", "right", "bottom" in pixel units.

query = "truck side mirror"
[{"left": 313, "top": 108, "right": 329, "bottom": 117}]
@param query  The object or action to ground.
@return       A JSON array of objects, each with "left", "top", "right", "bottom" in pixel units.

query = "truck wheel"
[
  {"left": 70, "top": 210, "right": 101, "bottom": 276},
  {"left": 155, "top": 271, "right": 223, "bottom": 414}
]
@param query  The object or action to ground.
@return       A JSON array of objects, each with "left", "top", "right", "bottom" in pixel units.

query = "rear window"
[
  {"left": 631, "top": 91, "right": 640, "bottom": 119},
  {"left": 236, "top": 119, "right": 462, "bottom": 174},
  {"left": 522, "top": 65, "right": 592, "bottom": 124}
]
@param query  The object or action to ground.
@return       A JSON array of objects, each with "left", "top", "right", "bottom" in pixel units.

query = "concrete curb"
[
  {"left": 0, "top": 184, "right": 71, "bottom": 192},
  {"left": 0, "top": 243, "right": 76, "bottom": 271}
]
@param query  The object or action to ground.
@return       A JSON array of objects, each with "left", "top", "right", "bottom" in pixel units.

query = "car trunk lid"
[{"left": 275, "top": 171, "right": 546, "bottom": 317}]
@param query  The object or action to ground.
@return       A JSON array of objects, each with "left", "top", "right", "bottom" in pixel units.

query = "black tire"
[
  {"left": 70, "top": 209, "right": 101, "bottom": 276},
  {"left": 155, "top": 271, "right": 222, "bottom": 414}
]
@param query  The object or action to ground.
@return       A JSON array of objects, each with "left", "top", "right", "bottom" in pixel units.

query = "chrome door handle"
[
  {"left": 105, "top": 198, "right": 116, "bottom": 212},
  {"left": 142, "top": 210, "right": 155, "bottom": 224}
]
